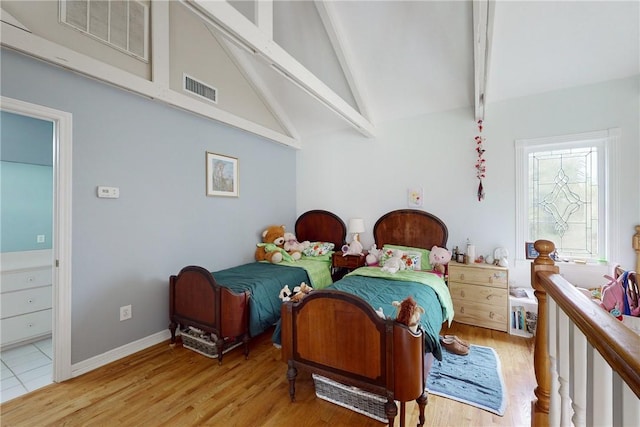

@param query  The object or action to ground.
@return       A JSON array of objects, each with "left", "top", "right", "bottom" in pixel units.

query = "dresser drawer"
[
  {"left": 1, "top": 267, "right": 52, "bottom": 293},
  {"left": 452, "top": 300, "right": 509, "bottom": 332},
  {"left": 0, "top": 309, "right": 52, "bottom": 347},
  {"left": 449, "top": 282, "right": 507, "bottom": 307},
  {"left": 448, "top": 264, "right": 508, "bottom": 288},
  {"left": 1, "top": 286, "right": 52, "bottom": 319}
]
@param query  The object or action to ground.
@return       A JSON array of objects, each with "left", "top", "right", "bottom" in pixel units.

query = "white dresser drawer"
[
  {"left": 1, "top": 286, "right": 52, "bottom": 319},
  {"left": 1, "top": 267, "right": 52, "bottom": 293},
  {"left": 0, "top": 309, "right": 52, "bottom": 347}
]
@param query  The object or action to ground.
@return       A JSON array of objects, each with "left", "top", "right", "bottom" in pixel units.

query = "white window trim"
[{"left": 515, "top": 128, "right": 620, "bottom": 264}]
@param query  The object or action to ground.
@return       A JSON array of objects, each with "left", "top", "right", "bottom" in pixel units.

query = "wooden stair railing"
[{"left": 530, "top": 228, "right": 640, "bottom": 427}]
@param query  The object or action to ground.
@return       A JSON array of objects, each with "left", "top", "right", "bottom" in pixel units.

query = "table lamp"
[{"left": 348, "top": 218, "right": 365, "bottom": 242}]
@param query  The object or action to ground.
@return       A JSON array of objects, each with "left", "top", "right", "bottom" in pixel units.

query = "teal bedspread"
[
  {"left": 329, "top": 267, "right": 454, "bottom": 361},
  {"left": 213, "top": 258, "right": 331, "bottom": 338}
]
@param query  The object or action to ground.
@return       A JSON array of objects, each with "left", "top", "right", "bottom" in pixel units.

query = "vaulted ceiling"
[
  {"left": 186, "top": 0, "right": 639, "bottom": 142},
  {"left": 2, "top": 1, "right": 638, "bottom": 147}
]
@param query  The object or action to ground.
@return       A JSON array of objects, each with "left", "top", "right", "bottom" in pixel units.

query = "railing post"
[{"left": 531, "top": 240, "right": 558, "bottom": 427}]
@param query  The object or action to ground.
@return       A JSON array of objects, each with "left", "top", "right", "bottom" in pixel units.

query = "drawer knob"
[
  {"left": 460, "top": 273, "right": 465, "bottom": 281},
  {"left": 27, "top": 323, "right": 34, "bottom": 328},
  {"left": 460, "top": 307, "right": 465, "bottom": 314},
  {"left": 460, "top": 290, "right": 466, "bottom": 298},
  {"left": 490, "top": 311, "right": 495, "bottom": 319},
  {"left": 28, "top": 298, "right": 34, "bottom": 304},
  {"left": 488, "top": 276, "right": 493, "bottom": 284}
]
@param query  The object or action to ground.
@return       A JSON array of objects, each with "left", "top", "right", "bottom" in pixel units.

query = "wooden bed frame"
[
  {"left": 281, "top": 209, "right": 449, "bottom": 427},
  {"left": 169, "top": 210, "right": 346, "bottom": 364}
]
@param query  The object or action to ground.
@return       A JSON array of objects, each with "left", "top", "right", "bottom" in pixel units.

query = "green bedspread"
[
  {"left": 329, "top": 267, "right": 454, "bottom": 361},
  {"left": 213, "top": 257, "right": 332, "bottom": 338}
]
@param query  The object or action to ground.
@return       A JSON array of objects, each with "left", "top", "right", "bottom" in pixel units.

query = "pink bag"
[{"left": 601, "top": 270, "right": 640, "bottom": 318}]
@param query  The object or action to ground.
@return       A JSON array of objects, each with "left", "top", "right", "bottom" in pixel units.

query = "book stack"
[{"left": 509, "top": 287, "right": 538, "bottom": 337}]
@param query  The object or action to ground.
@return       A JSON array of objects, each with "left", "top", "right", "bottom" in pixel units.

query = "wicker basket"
[
  {"left": 312, "top": 374, "right": 388, "bottom": 423},
  {"left": 180, "top": 328, "right": 242, "bottom": 359}
]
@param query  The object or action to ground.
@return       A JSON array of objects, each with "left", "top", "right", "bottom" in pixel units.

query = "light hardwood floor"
[{"left": 0, "top": 322, "right": 535, "bottom": 426}]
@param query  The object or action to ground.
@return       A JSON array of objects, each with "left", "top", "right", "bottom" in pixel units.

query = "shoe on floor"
[
  {"left": 440, "top": 336, "right": 469, "bottom": 356},
  {"left": 443, "top": 334, "right": 469, "bottom": 348}
]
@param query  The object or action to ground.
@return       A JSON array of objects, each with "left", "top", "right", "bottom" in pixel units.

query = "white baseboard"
[{"left": 71, "top": 329, "right": 171, "bottom": 378}]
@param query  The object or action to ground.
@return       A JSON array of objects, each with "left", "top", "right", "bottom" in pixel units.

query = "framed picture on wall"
[
  {"left": 206, "top": 152, "right": 238, "bottom": 197},
  {"left": 525, "top": 242, "right": 539, "bottom": 259}
]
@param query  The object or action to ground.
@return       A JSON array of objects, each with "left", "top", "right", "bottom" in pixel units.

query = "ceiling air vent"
[{"left": 183, "top": 74, "right": 218, "bottom": 104}]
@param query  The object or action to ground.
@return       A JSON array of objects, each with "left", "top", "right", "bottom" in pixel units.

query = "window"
[
  {"left": 59, "top": 0, "right": 149, "bottom": 62},
  {"left": 516, "top": 129, "right": 620, "bottom": 263}
]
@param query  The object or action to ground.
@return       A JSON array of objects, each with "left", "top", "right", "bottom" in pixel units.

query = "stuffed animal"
[
  {"left": 255, "top": 225, "right": 293, "bottom": 263},
  {"left": 279, "top": 282, "right": 313, "bottom": 303},
  {"left": 278, "top": 285, "right": 293, "bottom": 302},
  {"left": 392, "top": 296, "right": 424, "bottom": 333},
  {"left": 429, "top": 246, "right": 452, "bottom": 275},
  {"left": 283, "top": 232, "right": 310, "bottom": 261},
  {"left": 290, "top": 282, "right": 314, "bottom": 302},
  {"left": 365, "top": 243, "right": 381, "bottom": 266},
  {"left": 381, "top": 249, "right": 406, "bottom": 274},
  {"left": 341, "top": 239, "right": 364, "bottom": 257}
]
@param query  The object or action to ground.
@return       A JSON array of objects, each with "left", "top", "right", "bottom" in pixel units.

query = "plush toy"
[
  {"left": 279, "top": 282, "right": 313, "bottom": 303},
  {"left": 283, "top": 232, "right": 310, "bottom": 261},
  {"left": 278, "top": 285, "right": 293, "bottom": 302},
  {"left": 341, "top": 239, "right": 364, "bottom": 257},
  {"left": 255, "top": 225, "right": 293, "bottom": 263},
  {"left": 365, "top": 243, "right": 381, "bottom": 266},
  {"left": 381, "top": 249, "right": 406, "bottom": 274},
  {"left": 392, "top": 296, "right": 424, "bottom": 333},
  {"left": 290, "top": 282, "right": 314, "bottom": 302},
  {"left": 429, "top": 246, "right": 452, "bottom": 275}
]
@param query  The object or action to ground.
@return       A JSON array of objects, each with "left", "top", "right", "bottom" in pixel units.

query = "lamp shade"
[{"left": 348, "top": 218, "right": 365, "bottom": 234}]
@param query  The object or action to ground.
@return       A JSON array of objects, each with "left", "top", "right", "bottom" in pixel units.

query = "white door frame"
[{"left": 2, "top": 96, "right": 72, "bottom": 381}]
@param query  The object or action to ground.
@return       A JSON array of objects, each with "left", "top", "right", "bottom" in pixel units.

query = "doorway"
[{"left": 1, "top": 96, "right": 72, "bottom": 385}]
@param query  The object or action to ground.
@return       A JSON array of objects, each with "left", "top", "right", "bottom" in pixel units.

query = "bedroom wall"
[
  {"left": 297, "top": 75, "right": 640, "bottom": 289},
  {"left": 0, "top": 48, "right": 299, "bottom": 363}
]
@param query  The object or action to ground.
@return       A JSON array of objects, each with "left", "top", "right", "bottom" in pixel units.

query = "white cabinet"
[{"left": 0, "top": 251, "right": 52, "bottom": 349}]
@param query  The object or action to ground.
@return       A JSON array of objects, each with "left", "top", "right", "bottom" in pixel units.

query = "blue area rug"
[{"left": 427, "top": 344, "right": 506, "bottom": 416}]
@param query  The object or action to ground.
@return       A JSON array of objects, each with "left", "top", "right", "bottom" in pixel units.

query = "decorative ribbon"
[{"left": 475, "top": 119, "right": 486, "bottom": 201}]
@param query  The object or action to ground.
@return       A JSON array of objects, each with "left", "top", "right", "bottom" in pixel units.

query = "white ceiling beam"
[
  {"left": 0, "top": 20, "right": 299, "bottom": 148},
  {"left": 314, "top": 0, "right": 373, "bottom": 123},
  {"left": 207, "top": 24, "right": 301, "bottom": 141},
  {"left": 473, "top": 0, "right": 495, "bottom": 121},
  {"left": 254, "top": 0, "right": 273, "bottom": 40},
  {"left": 185, "top": 0, "right": 376, "bottom": 137}
]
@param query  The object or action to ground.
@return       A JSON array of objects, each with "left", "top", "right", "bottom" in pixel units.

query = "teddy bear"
[
  {"left": 381, "top": 249, "right": 406, "bottom": 274},
  {"left": 278, "top": 282, "right": 313, "bottom": 303},
  {"left": 429, "top": 246, "right": 452, "bottom": 275},
  {"left": 392, "top": 296, "right": 425, "bottom": 333},
  {"left": 365, "top": 243, "right": 381, "bottom": 266},
  {"left": 283, "top": 232, "right": 310, "bottom": 261},
  {"left": 255, "top": 225, "right": 294, "bottom": 263}
]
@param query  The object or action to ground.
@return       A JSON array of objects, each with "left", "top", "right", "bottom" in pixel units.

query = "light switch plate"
[{"left": 97, "top": 186, "right": 120, "bottom": 198}]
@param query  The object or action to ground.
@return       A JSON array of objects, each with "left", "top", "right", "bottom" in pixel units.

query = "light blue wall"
[
  {"left": 1, "top": 111, "right": 54, "bottom": 252},
  {"left": 0, "top": 162, "right": 53, "bottom": 252},
  {"left": 1, "top": 48, "right": 299, "bottom": 363}
]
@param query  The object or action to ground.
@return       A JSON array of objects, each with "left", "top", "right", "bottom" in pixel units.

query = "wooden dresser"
[{"left": 448, "top": 261, "right": 509, "bottom": 332}]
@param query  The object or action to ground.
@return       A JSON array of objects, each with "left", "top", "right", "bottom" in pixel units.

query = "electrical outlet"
[{"left": 120, "top": 305, "right": 132, "bottom": 321}]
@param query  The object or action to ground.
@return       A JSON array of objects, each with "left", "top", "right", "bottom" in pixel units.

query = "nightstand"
[
  {"left": 331, "top": 251, "right": 367, "bottom": 281},
  {"left": 448, "top": 261, "right": 509, "bottom": 332}
]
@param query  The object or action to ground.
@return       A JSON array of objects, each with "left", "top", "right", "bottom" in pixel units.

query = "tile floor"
[{"left": 0, "top": 338, "right": 53, "bottom": 404}]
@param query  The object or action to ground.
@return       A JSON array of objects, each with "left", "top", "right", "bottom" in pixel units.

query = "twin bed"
[{"left": 169, "top": 209, "right": 453, "bottom": 425}]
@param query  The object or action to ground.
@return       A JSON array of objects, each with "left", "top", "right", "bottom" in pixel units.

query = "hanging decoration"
[{"left": 475, "top": 119, "right": 486, "bottom": 201}]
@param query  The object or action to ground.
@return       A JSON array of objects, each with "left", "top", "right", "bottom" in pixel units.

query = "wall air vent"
[
  {"left": 183, "top": 74, "right": 218, "bottom": 104},
  {"left": 59, "top": 0, "right": 148, "bottom": 61}
]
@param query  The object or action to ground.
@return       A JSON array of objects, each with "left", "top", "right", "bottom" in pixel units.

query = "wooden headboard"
[
  {"left": 295, "top": 210, "right": 346, "bottom": 249},
  {"left": 374, "top": 209, "right": 448, "bottom": 249}
]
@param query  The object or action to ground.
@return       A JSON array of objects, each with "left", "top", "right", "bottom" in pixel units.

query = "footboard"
[
  {"left": 169, "top": 265, "right": 250, "bottom": 364},
  {"left": 281, "top": 290, "right": 427, "bottom": 426}
]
